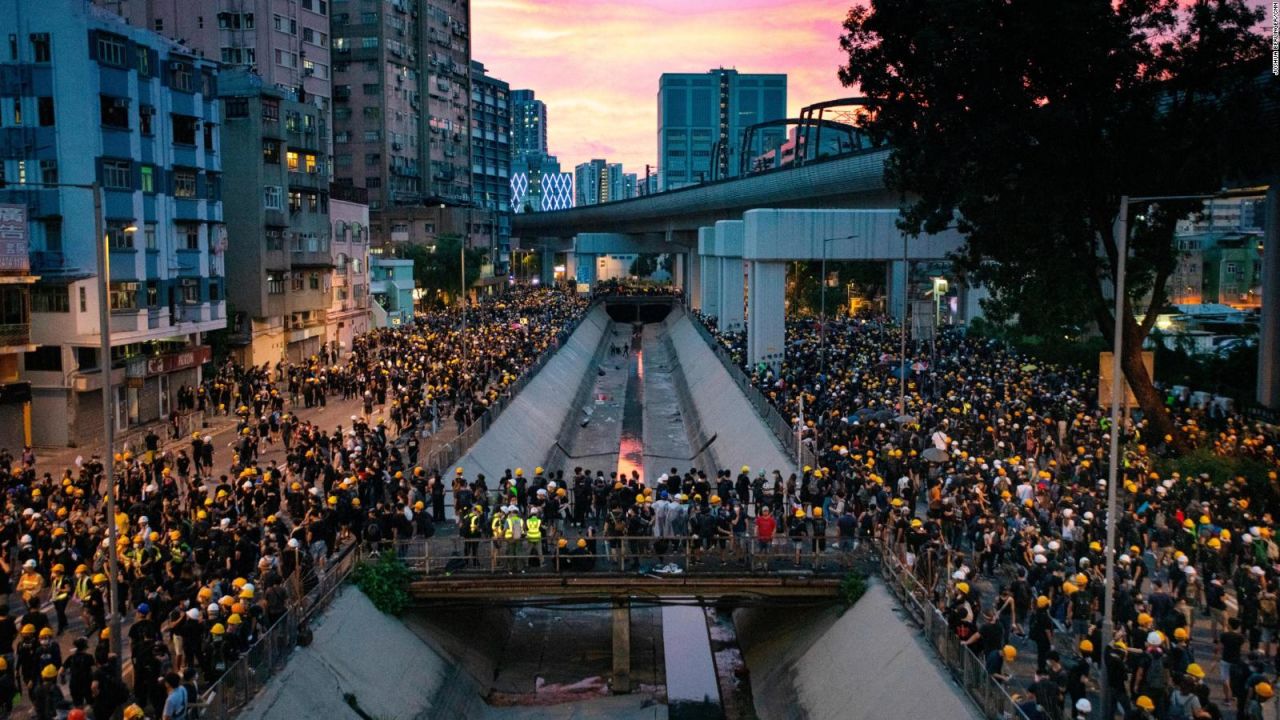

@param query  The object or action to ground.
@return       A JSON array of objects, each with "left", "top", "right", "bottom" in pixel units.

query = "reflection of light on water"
[
  {"left": 617, "top": 435, "right": 643, "bottom": 484},
  {"left": 636, "top": 349, "right": 644, "bottom": 380}
]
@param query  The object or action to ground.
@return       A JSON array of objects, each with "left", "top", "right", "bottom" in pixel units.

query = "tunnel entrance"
[{"left": 604, "top": 301, "right": 675, "bottom": 323}]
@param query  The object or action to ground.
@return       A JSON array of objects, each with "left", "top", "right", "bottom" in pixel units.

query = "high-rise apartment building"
[
  {"left": 658, "top": 68, "right": 786, "bottom": 191},
  {"left": 470, "top": 61, "right": 510, "bottom": 269},
  {"left": 2, "top": 0, "right": 226, "bottom": 446},
  {"left": 327, "top": 183, "right": 371, "bottom": 356},
  {"left": 93, "top": 0, "right": 333, "bottom": 143},
  {"left": 511, "top": 153, "right": 572, "bottom": 213},
  {"left": 220, "top": 71, "right": 333, "bottom": 364},
  {"left": 511, "top": 88, "right": 547, "bottom": 160},
  {"left": 331, "top": 0, "right": 476, "bottom": 253},
  {"left": 574, "top": 159, "right": 606, "bottom": 207}
]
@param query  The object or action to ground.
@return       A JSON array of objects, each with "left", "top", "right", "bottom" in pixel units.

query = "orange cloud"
[{"left": 473, "top": 0, "right": 853, "bottom": 173}]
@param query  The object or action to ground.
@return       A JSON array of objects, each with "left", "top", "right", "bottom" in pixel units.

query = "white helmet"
[
  {"left": 1075, "top": 698, "right": 1091, "bottom": 713},
  {"left": 187, "top": 608, "right": 201, "bottom": 620},
  {"left": 207, "top": 603, "right": 220, "bottom": 615},
  {"left": 1147, "top": 631, "right": 1163, "bottom": 647}
]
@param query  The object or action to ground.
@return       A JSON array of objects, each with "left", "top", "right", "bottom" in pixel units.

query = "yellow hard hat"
[
  {"left": 813, "top": 507, "right": 823, "bottom": 517},
  {"left": 1062, "top": 581, "right": 1078, "bottom": 595},
  {"left": 557, "top": 538, "right": 568, "bottom": 549},
  {"left": 211, "top": 623, "right": 226, "bottom": 636},
  {"left": 19, "top": 624, "right": 34, "bottom": 636},
  {"left": 1002, "top": 645, "right": 1017, "bottom": 661},
  {"left": 1174, "top": 627, "right": 1189, "bottom": 641},
  {"left": 1036, "top": 595, "right": 1050, "bottom": 609},
  {"left": 227, "top": 613, "right": 242, "bottom": 625},
  {"left": 1079, "top": 639, "right": 1093, "bottom": 653},
  {"left": 40, "top": 664, "right": 57, "bottom": 680},
  {"left": 515, "top": 468, "right": 524, "bottom": 477},
  {"left": 1136, "top": 696, "right": 1155, "bottom": 711},
  {"left": 1137, "top": 612, "right": 1153, "bottom": 627},
  {"left": 38, "top": 627, "right": 53, "bottom": 639},
  {"left": 956, "top": 582, "right": 970, "bottom": 595},
  {"left": 1257, "top": 682, "right": 1274, "bottom": 698},
  {"left": 576, "top": 539, "right": 587, "bottom": 549},
  {"left": 1185, "top": 662, "right": 1205, "bottom": 679},
  {"left": 740, "top": 466, "right": 750, "bottom": 473},
  {"left": 1089, "top": 541, "right": 1102, "bottom": 552}
]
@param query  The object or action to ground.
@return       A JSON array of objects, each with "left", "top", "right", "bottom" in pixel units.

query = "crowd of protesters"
[
  {"left": 685, "top": 309, "right": 1280, "bottom": 720},
  {"left": 0, "top": 287, "right": 585, "bottom": 719}
]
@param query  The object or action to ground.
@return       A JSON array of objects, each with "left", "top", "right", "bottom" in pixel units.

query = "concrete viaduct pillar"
[
  {"left": 612, "top": 597, "right": 631, "bottom": 694},
  {"left": 747, "top": 262, "right": 787, "bottom": 371},
  {"left": 885, "top": 259, "right": 908, "bottom": 321},
  {"left": 715, "top": 220, "right": 746, "bottom": 332},
  {"left": 1259, "top": 185, "right": 1280, "bottom": 408},
  {"left": 698, "top": 227, "right": 721, "bottom": 320}
]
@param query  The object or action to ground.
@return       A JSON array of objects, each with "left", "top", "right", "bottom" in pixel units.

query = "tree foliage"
[
  {"left": 401, "top": 234, "right": 484, "bottom": 307},
  {"left": 351, "top": 552, "right": 411, "bottom": 616},
  {"left": 838, "top": 0, "right": 1276, "bottom": 447},
  {"left": 628, "top": 253, "right": 660, "bottom": 278}
]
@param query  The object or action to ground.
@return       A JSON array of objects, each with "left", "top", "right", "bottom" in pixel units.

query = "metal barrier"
[
  {"left": 423, "top": 313, "right": 588, "bottom": 473},
  {"left": 192, "top": 543, "right": 361, "bottom": 720},
  {"left": 394, "top": 534, "right": 859, "bottom": 576},
  {"left": 876, "top": 541, "right": 1031, "bottom": 720},
  {"left": 686, "top": 316, "right": 817, "bottom": 469}
]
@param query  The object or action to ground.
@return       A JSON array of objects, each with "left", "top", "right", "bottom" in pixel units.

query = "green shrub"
[
  {"left": 839, "top": 571, "right": 869, "bottom": 608},
  {"left": 352, "top": 553, "right": 411, "bottom": 616},
  {"left": 1155, "top": 447, "right": 1276, "bottom": 500}
]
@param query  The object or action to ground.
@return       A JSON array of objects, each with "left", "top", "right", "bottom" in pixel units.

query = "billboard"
[
  {"left": 1097, "top": 351, "right": 1155, "bottom": 409},
  {"left": 0, "top": 204, "right": 30, "bottom": 273}
]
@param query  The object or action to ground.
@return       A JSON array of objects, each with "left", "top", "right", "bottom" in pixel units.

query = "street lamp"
[
  {"left": 4, "top": 180, "right": 125, "bottom": 656},
  {"left": 1096, "top": 192, "right": 1222, "bottom": 719}
]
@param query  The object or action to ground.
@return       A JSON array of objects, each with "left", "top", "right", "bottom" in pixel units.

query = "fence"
[
  {"left": 192, "top": 542, "right": 361, "bottom": 720},
  {"left": 876, "top": 541, "right": 1031, "bottom": 720},
  {"left": 686, "top": 315, "right": 818, "bottom": 469},
  {"left": 424, "top": 312, "right": 589, "bottom": 473},
  {"left": 394, "top": 533, "right": 860, "bottom": 576}
]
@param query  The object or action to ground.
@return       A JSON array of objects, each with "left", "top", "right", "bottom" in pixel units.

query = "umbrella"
[
  {"left": 895, "top": 414, "right": 917, "bottom": 425},
  {"left": 871, "top": 410, "right": 896, "bottom": 422},
  {"left": 852, "top": 408, "right": 877, "bottom": 420},
  {"left": 1021, "top": 363, "right": 1037, "bottom": 372},
  {"left": 889, "top": 364, "right": 910, "bottom": 379},
  {"left": 922, "top": 448, "right": 950, "bottom": 463}
]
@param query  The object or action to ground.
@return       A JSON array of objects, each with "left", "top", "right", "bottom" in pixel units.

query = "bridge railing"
[
  {"left": 876, "top": 540, "right": 1031, "bottom": 720},
  {"left": 686, "top": 315, "right": 817, "bottom": 470},
  {"left": 392, "top": 533, "right": 860, "bottom": 577}
]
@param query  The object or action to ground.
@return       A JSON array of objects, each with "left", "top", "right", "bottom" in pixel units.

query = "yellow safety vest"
[{"left": 526, "top": 517, "right": 542, "bottom": 540}]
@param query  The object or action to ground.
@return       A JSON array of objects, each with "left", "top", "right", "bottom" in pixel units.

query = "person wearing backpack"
[{"left": 1132, "top": 632, "right": 1170, "bottom": 719}]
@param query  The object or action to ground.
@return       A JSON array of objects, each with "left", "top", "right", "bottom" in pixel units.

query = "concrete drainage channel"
[{"left": 237, "top": 299, "right": 981, "bottom": 720}]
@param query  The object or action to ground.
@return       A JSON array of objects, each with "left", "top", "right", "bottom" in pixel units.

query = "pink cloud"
[{"left": 473, "top": 0, "right": 855, "bottom": 172}]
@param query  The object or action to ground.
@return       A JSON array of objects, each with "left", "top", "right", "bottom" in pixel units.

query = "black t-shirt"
[
  {"left": 978, "top": 621, "right": 1005, "bottom": 654},
  {"left": 1220, "top": 630, "right": 1245, "bottom": 663}
]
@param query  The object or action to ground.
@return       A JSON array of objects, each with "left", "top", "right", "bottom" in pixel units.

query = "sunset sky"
[{"left": 471, "top": 0, "right": 853, "bottom": 173}]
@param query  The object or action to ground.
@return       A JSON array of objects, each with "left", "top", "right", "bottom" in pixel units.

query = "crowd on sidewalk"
[
  {"left": 687, "top": 311, "right": 1280, "bottom": 719},
  {"left": 0, "top": 287, "right": 585, "bottom": 720}
]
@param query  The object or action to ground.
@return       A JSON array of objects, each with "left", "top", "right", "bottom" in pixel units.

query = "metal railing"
[
  {"left": 394, "top": 533, "right": 858, "bottom": 576},
  {"left": 192, "top": 543, "right": 360, "bottom": 720},
  {"left": 877, "top": 541, "right": 1031, "bottom": 720},
  {"left": 425, "top": 311, "right": 590, "bottom": 473},
  {"left": 686, "top": 315, "right": 817, "bottom": 469}
]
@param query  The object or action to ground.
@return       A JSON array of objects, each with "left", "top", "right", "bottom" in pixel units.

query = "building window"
[
  {"left": 286, "top": 150, "right": 300, "bottom": 171},
  {"left": 206, "top": 173, "right": 220, "bottom": 200},
  {"left": 263, "top": 185, "right": 282, "bottom": 210},
  {"left": 173, "top": 169, "right": 197, "bottom": 198},
  {"left": 362, "top": 83, "right": 379, "bottom": 96},
  {"left": 274, "top": 49, "right": 297, "bottom": 68},
  {"left": 24, "top": 345, "right": 61, "bottom": 372},
  {"left": 100, "top": 95, "right": 129, "bottom": 129},
  {"left": 139, "top": 105, "right": 154, "bottom": 135},
  {"left": 265, "top": 229, "right": 283, "bottom": 250},
  {"left": 109, "top": 282, "right": 138, "bottom": 310},
  {"left": 170, "top": 62, "right": 193, "bottom": 92},
  {"left": 136, "top": 47, "right": 151, "bottom": 77},
  {"left": 102, "top": 160, "right": 132, "bottom": 190},
  {"left": 301, "top": 0, "right": 327, "bottom": 14},
  {"left": 140, "top": 166, "right": 154, "bottom": 193},
  {"left": 305, "top": 154, "right": 318, "bottom": 173},
  {"left": 144, "top": 223, "right": 157, "bottom": 250},
  {"left": 179, "top": 223, "right": 199, "bottom": 250},
  {"left": 39, "top": 159, "right": 56, "bottom": 184},
  {"left": 309, "top": 272, "right": 321, "bottom": 290},
  {"left": 302, "top": 28, "right": 327, "bottom": 46},
  {"left": 31, "top": 287, "right": 69, "bottom": 313},
  {"left": 172, "top": 115, "right": 198, "bottom": 145},
  {"left": 96, "top": 33, "right": 127, "bottom": 67},
  {"left": 145, "top": 281, "right": 158, "bottom": 307},
  {"left": 36, "top": 96, "right": 53, "bottom": 126},
  {"left": 30, "top": 33, "right": 50, "bottom": 63},
  {"left": 181, "top": 278, "right": 199, "bottom": 304},
  {"left": 262, "top": 98, "right": 279, "bottom": 121},
  {"left": 107, "top": 222, "right": 134, "bottom": 249},
  {"left": 288, "top": 190, "right": 303, "bottom": 213},
  {"left": 273, "top": 14, "right": 297, "bottom": 34},
  {"left": 291, "top": 273, "right": 304, "bottom": 292},
  {"left": 263, "top": 139, "right": 281, "bottom": 164},
  {"left": 225, "top": 97, "right": 249, "bottom": 118},
  {"left": 204, "top": 122, "right": 215, "bottom": 152},
  {"left": 78, "top": 287, "right": 86, "bottom": 312}
]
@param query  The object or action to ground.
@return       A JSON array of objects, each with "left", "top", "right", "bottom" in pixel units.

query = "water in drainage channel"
[{"left": 617, "top": 322, "right": 646, "bottom": 483}]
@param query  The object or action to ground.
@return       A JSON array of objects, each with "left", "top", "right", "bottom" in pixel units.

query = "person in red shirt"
[{"left": 754, "top": 506, "right": 777, "bottom": 571}]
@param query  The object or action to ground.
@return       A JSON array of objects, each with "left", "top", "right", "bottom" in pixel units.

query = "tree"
[
  {"left": 838, "top": 0, "right": 1276, "bottom": 449},
  {"left": 401, "top": 234, "right": 483, "bottom": 307},
  {"left": 628, "top": 253, "right": 659, "bottom": 278}
]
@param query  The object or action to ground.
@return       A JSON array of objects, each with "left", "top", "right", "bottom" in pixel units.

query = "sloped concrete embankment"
[
  {"left": 733, "top": 580, "right": 981, "bottom": 720},
  {"left": 237, "top": 588, "right": 512, "bottom": 720},
  {"left": 456, "top": 303, "right": 612, "bottom": 481},
  {"left": 664, "top": 307, "right": 795, "bottom": 478}
]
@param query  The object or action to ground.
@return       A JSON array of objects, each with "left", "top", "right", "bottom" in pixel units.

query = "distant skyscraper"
[
  {"left": 511, "top": 89, "right": 548, "bottom": 160},
  {"left": 511, "top": 154, "right": 572, "bottom": 212},
  {"left": 470, "top": 61, "right": 512, "bottom": 266},
  {"left": 575, "top": 159, "right": 607, "bottom": 206},
  {"left": 658, "top": 68, "right": 787, "bottom": 191}
]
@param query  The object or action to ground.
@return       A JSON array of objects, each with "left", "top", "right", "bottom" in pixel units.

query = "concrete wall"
[
  {"left": 455, "top": 304, "right": 612, "bottom": 481},
  {"left": 665, "top": 308, "right": 795, "bottom": 477},
  {"left": 734, "top": 581, "right": 981, "bottom": 720}
]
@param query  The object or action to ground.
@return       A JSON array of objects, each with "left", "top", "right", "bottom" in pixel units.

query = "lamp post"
[
  {"left": 6, "top": 180, "right": 126, "bottom": 656},
  {"left": 1096, "top": 192, "right": 1220, "bottom": 719}
]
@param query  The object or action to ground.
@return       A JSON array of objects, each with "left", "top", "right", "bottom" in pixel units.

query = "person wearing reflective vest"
[
  {"left": 48, "top": 566, "right": 70, "bottom": 636},
  {"left": 504, "top": 507, "right": 525, "bottom": 572},
  {"left": 526, "top": 509, "right": 543, "bottom": 568}
]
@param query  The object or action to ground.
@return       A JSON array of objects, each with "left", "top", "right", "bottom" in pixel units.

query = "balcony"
[
  {"left": 290, "top": 249, "right": 334, "bottom": 268},
  {"left": 30, "top": 252, "right": 67, "bottom": 273},
  {"left": 0, "top": 323, "right": 31, "bottom": 349}
]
